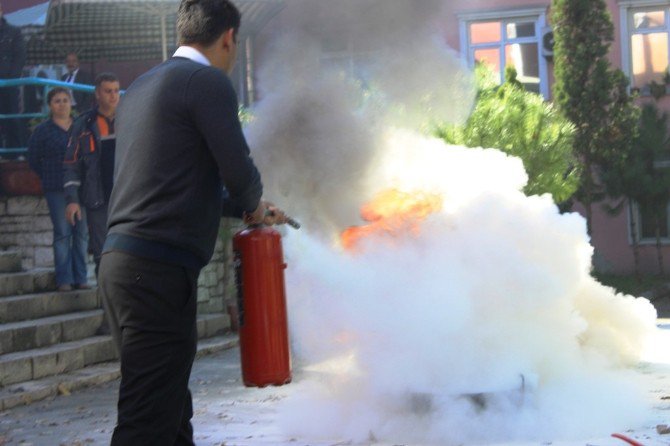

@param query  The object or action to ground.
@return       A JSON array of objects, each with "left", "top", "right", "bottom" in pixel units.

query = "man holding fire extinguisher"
[{"left": 98, "top": 0, "right": 287, "bottom": 444}]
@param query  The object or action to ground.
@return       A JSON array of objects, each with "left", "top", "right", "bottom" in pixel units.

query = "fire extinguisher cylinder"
[{"left": 233, "top": 225, "right": 292, "bottom": 387}]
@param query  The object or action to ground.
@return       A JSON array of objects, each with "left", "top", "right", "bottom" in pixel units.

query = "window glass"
[
  {"left": 506, "top": 21, "right": 535, "bottom": 39},
  {"left": 474, "top": 47, "right": 501, "bottom": 82},
  {"left": 470, "top": 21, "right": 501, "bottom": 44},
  {"left": 639, "top": 201, "right": 669, "bottom": 239},
  {"left": 465, "top": 14, "right": 544, "bottom": 95},
  {"left": 631, "top": 31, "right": 669, "bottom": 87},
  {"left": 505, "top": 43, "right": 540, "bottom": 92},
  {"left": 633, "top": 10, "right": 665, "bottom": 29}
]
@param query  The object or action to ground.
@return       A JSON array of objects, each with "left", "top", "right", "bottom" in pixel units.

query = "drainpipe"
[
  {"left": 161, "top": 12, "right": 168, "bottom": 61},
  {"left": 245, "top": 36, "right": 255, "bottom": 105}
]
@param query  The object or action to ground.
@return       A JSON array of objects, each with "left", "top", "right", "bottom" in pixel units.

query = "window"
[
  {"left": 459, "top": 8, "right": 549, "bottom": 97},
  {"left": 625, "top": 5, "right": 670, "bottom": 89},
  {"left": 631, "top": 200, "right": 670, "bottom": 243},
  {"left": 319, "top": 31, "right": 377, "bottom": 84}
]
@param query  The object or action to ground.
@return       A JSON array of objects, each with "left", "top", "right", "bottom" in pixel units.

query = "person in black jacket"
[
  {"left": 61, "top": 52, "right": 94, "bottom": 114},
  {"left": 99, "top": 1, "right": 287, "bottom": 444},
  {"left": 63, "top": 72, "right": 120, "bottom": 276},
  {"left": 0, "top": 1, "right": 26, "bottom": 152}
]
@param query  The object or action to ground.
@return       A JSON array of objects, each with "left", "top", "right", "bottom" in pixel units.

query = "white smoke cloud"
[{"left": 243, "top": 1, "right": 660, "bottom": 444}]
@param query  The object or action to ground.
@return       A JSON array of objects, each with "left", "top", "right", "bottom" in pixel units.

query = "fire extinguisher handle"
[{"left": 264, "top": 209, "right": 301, "bottom": 230}]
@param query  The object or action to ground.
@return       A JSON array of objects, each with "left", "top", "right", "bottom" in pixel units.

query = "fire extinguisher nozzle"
[
  {"left": 286, "top": 217, "right": 301, "bottom": 230},
  {"left": 264, "top": 209, "right": 301, "bottom": 230}
]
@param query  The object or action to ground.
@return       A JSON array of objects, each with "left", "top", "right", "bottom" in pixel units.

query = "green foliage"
[
  {"left": 650, "top": 80, "right": 666, "bottom": 100},
  {"left": 474, "top": 61, "right": 498, "bottom": 92},
  {"left": 238, "top": 106, "right": 254, "bottom": 124},
  {"left": 604, "top": 103, "right": 670, "bottom": 217},
  {"left": 551, "top": 0, "right": 639, "bottom": 233},
  {"left": 601, "top": 102, "right": 670, "bottom": 275},
  {"left": 592, "top": 271, "right": 669, "bottom": 296},
  {"left": 437, "top": 67, "right": 579, "bottom": 204}
]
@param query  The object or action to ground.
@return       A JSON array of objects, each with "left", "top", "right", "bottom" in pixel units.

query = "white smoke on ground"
[{"left": 244, "top": 1, "right": 660, "bottom": 444}]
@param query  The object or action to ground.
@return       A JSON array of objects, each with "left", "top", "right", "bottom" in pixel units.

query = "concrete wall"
[{"left": 0, "top": 194, "right": 240, "bottom": 315}]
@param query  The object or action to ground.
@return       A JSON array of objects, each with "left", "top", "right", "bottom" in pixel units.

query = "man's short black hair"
[
  {"left": 177, "top": 0, "right": 241, "bottom": 47},
  {"left": 94, "top": 72, "right": 119, "bottom": 88}
]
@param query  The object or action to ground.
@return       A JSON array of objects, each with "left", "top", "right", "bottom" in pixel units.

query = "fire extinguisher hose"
[{"left": 611, "top": 433, "right": 645, "bottom": 446}]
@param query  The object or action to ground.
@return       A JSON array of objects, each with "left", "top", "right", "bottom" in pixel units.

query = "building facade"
[
  {"left": 258, "top": 0, "right": 670, "bottom": 275},
  {"left": 7, "top": 0, "right": 670, "bottom": 275}
]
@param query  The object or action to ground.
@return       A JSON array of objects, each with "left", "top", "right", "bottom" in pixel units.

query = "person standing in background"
[
  {"left": 64, "top": 73, "right": 120, "bottom": 277},
  {"left": 61, "top": 53, "right": 93, "bottom": 114},
  {"left": 28, "top": 87, "right": 89, "bottom": 292},
  {"left": 0, "top": 0, "right": 26, "bottom": 153}
]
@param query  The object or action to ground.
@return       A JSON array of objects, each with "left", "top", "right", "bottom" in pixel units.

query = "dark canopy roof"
[{"left": 25, "top": 0, "right": 284, "bottom": 64}]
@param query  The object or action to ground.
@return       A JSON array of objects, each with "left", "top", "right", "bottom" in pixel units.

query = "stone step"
[
  {"left": 0, "top": 334, "right": 239, "bottom": 411},
  {"left": 0, "top": 335, "right": 116, "bottom": 388},
  {"left": 0, "top": 268, "right": 55, "bottom": 298},
  {"left": 0, "top": 312, "right": 231, "bottom": 389},
  {"left": 0, "top": 251, "right": 22, "bottom": 274},
  {"left": 0, "top": 309, "right": 104, "bottom": 354},
  {"left": 0, "top": 288, "right": 98, "bottom": 324},
  {"left": 196, "top": 312, "right": 231, "bottom": 338}
]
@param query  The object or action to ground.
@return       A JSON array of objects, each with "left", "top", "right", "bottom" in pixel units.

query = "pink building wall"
[{"left": 259, "top": 0, "right": 670, "bottom": 275}]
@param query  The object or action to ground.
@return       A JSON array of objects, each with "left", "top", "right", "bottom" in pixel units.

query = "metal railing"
[{"left": 0, "top": 77, "right": 96, "bottom": 156}]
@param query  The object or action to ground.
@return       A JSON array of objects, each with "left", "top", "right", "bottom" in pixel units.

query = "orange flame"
[{"left": 341, "top": 189, "right": 442, "bottom": 250}]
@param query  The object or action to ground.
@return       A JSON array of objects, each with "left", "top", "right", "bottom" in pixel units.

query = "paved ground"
[{"left": 2, "top": 338, "right": 670, "bottom": 446}]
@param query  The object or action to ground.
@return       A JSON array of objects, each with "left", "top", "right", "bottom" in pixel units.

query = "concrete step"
[
  {"left": 197, "top": 312, "right": 231, "bottom": 338},
  {"left": 0, "top": 312, "right": 231, "bottom": 388},
  {"left": 0, "top": 268, "right": 55, "bottom": 298},
  {"left": 0, "top": 334, "right": 239, "bottom": 411},
  {"left": 0, "top": 288, "right": 98, "bottom": 323},
  {"left": 0, "top": 335, "right": 116, "bottom": 387},
  {"left": 0, "top": 309, "right": 104, "bottom": 354},
  {"left": 0, "top": 251, "right": 22, "bottom": 274}
]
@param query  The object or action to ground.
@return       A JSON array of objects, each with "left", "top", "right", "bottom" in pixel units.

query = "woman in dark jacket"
[{"left": 28, "top": 87, "right": 89, "bottom": 291}]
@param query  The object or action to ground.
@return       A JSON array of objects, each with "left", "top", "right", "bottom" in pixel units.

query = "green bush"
[{"left": 437, "top": 66, "right": 579, "bottom": 205}]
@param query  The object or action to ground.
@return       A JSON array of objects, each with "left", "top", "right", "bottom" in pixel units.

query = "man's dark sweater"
[{"left": 104, "top": 57, "right": 263, "bottom": 270}]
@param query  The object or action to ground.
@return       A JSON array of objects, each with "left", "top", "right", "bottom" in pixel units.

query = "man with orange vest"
[{"left": 63, "top": 72, "right": 121, "bottom": 276}]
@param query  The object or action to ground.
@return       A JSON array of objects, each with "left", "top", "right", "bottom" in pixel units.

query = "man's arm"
[
  {"left": 63, "top": 119, "right": 86, "bottom": 225},
  {"left": 189, "top": 68, "right": 263, "bottom": 216},
  {"left": 26, "top": 125, "right": 43, "bottom": 178},
  {"left": 63, "top": 118, "right": 85, "bottom": 206}
]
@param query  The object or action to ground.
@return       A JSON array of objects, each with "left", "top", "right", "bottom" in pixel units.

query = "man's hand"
[
  {"left": 263, "top": 203, "right": 288, "bottom": 226},
  {"left": 244, "top": 201, "right": 289, "bottom": 226},
  {"left": 66, "top": 203, "right": 82, "bottom": 226}
]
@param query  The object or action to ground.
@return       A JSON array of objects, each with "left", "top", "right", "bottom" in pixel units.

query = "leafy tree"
[
  {"left": 603, "top": 103, "right": 670, "bottom": 277},
  {"left": 551, "top": 0, "right": 639, "bottom": 235},
  {"left": 437, "top": 66, "right": 579, "bottom": 205}
]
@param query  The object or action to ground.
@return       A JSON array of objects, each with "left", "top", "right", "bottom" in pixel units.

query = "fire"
[{"left": 341, "top": 188, "right": 443, "bottom": 250}]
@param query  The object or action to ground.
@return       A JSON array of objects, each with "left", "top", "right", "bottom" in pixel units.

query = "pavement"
[{"left": 2, "top": 330, "right": 670, "bottom": 446}]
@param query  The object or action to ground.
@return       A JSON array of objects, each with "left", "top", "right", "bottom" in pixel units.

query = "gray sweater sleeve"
[{"left": 188, "top": 68, "right": 262, "bottom": 215}]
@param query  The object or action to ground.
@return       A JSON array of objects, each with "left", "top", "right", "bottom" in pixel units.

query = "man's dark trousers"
[
  {"left": 86, "top": 206, "right": 108, "bottom": 276},
  {"left": 99, "top": 251, "right": 199, "bottom": 445}
]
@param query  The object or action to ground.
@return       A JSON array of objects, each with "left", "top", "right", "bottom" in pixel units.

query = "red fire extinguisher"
[{"left": 233, "top": 220, "right": 297, "bottom": 387}]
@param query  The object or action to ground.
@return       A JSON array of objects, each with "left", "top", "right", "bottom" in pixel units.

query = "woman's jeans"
[{"left": 44, "top": 191, "right": 89, "bottom": 286}]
